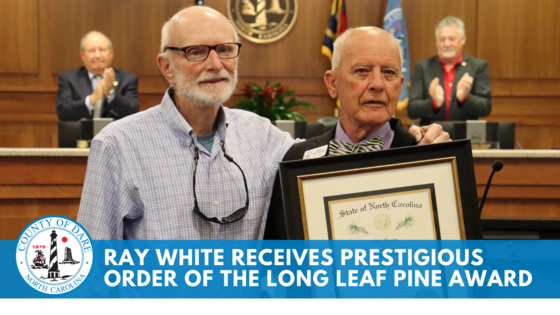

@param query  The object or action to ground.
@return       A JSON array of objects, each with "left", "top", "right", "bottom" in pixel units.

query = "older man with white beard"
[
  {"left": 78, "top": 6, "right": 296, "bottom": 240},
  {"left": 78, "top": 6, "right": 447, "bottom": 240}
]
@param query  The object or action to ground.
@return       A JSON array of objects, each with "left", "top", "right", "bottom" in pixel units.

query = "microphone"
[{"left": 479, "top": 160, "right": 504, "bottom": 214}]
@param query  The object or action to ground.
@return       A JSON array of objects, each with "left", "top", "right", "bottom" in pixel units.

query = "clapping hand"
[
  {"left": 456, "top": 72, "right": 473, "bottom": 102},
  {"left": 100, "top": 68, "right": 115, "bottom": 97},
  {"left": 90, "top": 68, "right": 115, "bottom": 104},
  {"left": 429, "top": 77, "right": 444, "bottom": 108}
]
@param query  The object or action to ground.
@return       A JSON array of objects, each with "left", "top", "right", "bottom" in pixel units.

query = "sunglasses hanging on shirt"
[{"left": 192, "top": 140, "right": 249, "bottom": 224}]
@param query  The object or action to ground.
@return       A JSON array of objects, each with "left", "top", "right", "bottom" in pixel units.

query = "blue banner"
[
  {"left": 4, "top": 240, "right": 560, "bottom": 298},
  {"left": 383, "top": 0, "right": 410, "bottom": 111}
]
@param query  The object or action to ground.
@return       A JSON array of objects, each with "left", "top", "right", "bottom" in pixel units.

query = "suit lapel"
[
  {"left": 78, "top": 67, "right": 94, "bottom": 96},
  {"left": 389, "top": 118, "right": 417, "bottom": 148},
  {"left": 313, "top": 127, "right": 336, "bottom": 156},
  {"left": 102, "top": 69, "right": 120, "bottom": 116},
  {"left": 430, "top": 56, "right": 444, "bottom": 89},
  {"left": 452, "top": 54, "right": 469, "bottom": 107},
  {"left": 316, "top": 127, "right": 336, "bottom": 145},
  {"left": 113, "top": 69, "right": 121, "bottom": 93}
]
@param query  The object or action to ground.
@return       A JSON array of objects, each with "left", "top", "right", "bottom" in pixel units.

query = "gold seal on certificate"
[{"left": 373, "top": 214, "right": 391, "bottom": 231}]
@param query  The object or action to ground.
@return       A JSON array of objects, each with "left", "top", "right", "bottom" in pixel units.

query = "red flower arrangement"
[{"left": 234, "top": 81, "right": 315, "bottom": 122}]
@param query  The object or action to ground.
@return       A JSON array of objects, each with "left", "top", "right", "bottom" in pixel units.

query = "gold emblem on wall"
[
  {"left": 227, "top": 0, "right": 298, "bottom": 44},
  {"left": 76, "top": 140, "right": 91, "bottom": 148}
]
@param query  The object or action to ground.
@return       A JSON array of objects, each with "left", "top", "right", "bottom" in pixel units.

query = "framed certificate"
[{"left": 278, "top": 140, "right": 481, "bottom": 240}]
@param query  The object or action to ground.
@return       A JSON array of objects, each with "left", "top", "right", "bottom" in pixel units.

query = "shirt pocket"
[
  {"left": 246, "top": 186, "right": 272, "bottom": 224},
  {"left": 243, "top": 160, "right": 275, "bottom": 189}
]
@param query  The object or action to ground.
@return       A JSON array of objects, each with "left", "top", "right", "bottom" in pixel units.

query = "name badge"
[{"left": 303, "top": 145, "right": 328, "bottom": 160}]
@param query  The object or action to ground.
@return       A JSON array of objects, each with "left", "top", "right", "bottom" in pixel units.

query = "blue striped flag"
[
  {"left": 322, "top": 0, "right": 348, "bottom": 61},
  {"left": 383, "top": 0, "right": 410, "bottom": 110}
]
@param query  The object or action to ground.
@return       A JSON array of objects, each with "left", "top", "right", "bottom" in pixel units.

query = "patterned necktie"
[
  {"left": 328, "top": 138, "right": 384, "bottom": 156},
  {"left": 93, "top": 75, "right": 104, "bottom": 118}
]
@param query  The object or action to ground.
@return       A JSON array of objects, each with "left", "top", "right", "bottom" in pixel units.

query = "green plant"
[{"left": 234, "top": 81, "right": 315, "bottom": 122}]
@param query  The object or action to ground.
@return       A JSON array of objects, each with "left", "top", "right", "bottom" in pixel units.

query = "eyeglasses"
[
  {"left": 192, "top": 140, "right": 249, "bottom": 224},
  {"left": 164, "top": 43, "right": 242, "bottom": 62}
]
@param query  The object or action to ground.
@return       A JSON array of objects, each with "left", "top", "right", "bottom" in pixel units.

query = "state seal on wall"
[
  {"left": 227, "top": 0, "right": 298, "bottom": 44},
  {"left": 15, "top": 215, "right": 93, "bottom": 294}
]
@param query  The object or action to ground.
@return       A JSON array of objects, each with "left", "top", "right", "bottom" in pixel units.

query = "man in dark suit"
[
  {"left": 265, "top": 27, "right": 449, "bottom": 239},
  {"left": 407, "top": 16, "right": 491, "bottom": 126},
  {"left": 56, "top": 31, "right": 139, "bottom": 121}
]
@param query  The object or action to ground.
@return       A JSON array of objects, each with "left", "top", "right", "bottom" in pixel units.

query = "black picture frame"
[{"left": 278, "top": 139, "right": 482, "bottom": 240}]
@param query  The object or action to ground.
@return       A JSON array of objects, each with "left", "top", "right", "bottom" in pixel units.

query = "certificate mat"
[{"left": 299, "top": 159, "right": 461, "bottom": 240}]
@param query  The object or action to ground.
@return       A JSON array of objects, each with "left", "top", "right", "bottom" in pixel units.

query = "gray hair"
[
  {"left": 80, "top": 31, "right": 113, "bottom": 50},
  {"left": 435, "top": 16, "right": 465, "bottom": 38},
  {"left": 159, "top": 5, "right": 240, "bottom": 55},
  {"left": 331, "top": 27, "right": 402, "bottom": 71}
]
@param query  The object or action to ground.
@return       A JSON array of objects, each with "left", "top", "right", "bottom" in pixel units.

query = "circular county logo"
[
  {"left": 15, "top": 216, "right": 93, "bottom": 295},
  {"left": 227, "top": 0, "right": 298, "bottom": 44}
]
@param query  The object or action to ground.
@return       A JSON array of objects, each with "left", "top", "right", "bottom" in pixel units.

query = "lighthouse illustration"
[{"left": 47, "top": 230, "right": 60, "bottom": 279}]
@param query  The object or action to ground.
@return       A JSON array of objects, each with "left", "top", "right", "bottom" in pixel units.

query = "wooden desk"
[
  {"left": 0, "top": 149, "right": 88, "bottom": 239},
  {"left": 473, "top": 150, "right": 560, "bottom": 220},
  {"left": 0, "top": 149, "right": 559, "bottom": 240}
]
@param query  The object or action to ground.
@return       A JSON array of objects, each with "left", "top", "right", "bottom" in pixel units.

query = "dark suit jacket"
[
  {"left": 407, "top": 54, "right": 492, "bottom": 126},
  {"left": 264, "top": 118, "right": 417, "bottom": 239},
  {"left": 56, "top": 66, "right": 140, "bottom": 121}
]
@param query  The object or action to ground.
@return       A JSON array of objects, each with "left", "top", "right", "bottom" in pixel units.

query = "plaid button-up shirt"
[{"left": 78, "top": 89, "right": 295, "bottom": 240}]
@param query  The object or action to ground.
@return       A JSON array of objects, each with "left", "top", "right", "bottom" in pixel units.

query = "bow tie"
[{"left": 328, "top": 138, "right": 384, "bottom": 156}]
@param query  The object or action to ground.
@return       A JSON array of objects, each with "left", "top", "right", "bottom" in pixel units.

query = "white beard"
[
  {"left": 442, "top": 50, "right": 457, "bottom": 59},
  {"left": 174, "top": 67, "right": 238, "bottom": 108}
]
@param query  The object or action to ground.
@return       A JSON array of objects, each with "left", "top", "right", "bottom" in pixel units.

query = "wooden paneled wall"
[
  {"left": 0, "top": 0, "right": 39, "bottom": 74},
  {"left": 0, "top": 0, "right": 559, "bottom": 149}
]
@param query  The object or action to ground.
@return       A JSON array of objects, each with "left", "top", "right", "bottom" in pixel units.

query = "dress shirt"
[
  {"left": 333, "top": 120, "right": 395, "bottom": 149},
  {"left": 85, "top": 71, "right": 115, "bottom": 112},
  {"left": 432, "top": 54, "right": 466, "bottom": 121},
  {"left": 77, "top": 88, "right": 295, "bottom": 240}
]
